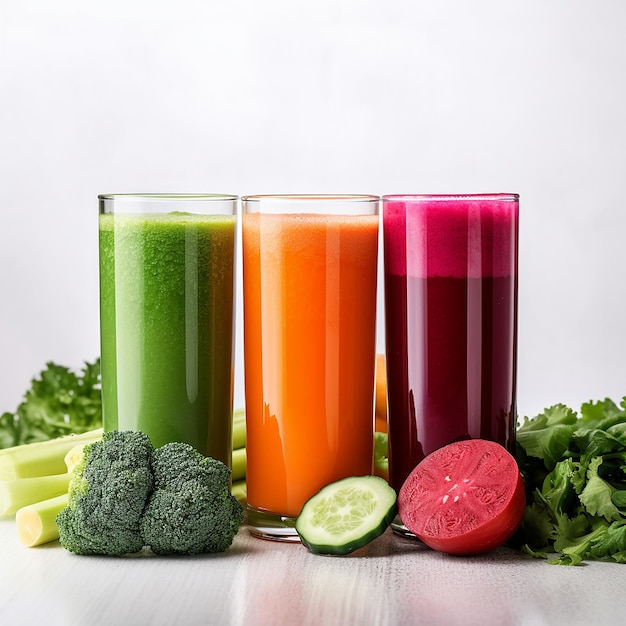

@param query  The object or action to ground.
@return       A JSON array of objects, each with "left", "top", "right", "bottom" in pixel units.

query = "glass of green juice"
[{"left": 98, "top": 194, "right": 238, "bottom": 467}]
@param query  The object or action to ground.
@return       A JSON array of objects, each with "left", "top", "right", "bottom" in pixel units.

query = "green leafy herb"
[
  {"left": 514, "top": 397, "right": 626, "bottom": 565},
  {"left": 0, "top": 359, "right": 102, "bottom": 449}
]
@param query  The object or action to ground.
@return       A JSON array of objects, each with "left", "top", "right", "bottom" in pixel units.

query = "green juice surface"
[{"left": 99, "top": 212, "right": 236, "bottom": 465}]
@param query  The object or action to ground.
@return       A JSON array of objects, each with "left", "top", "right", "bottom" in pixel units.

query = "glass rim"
[
  {"left": 382, "top": 193, "right": 519, "bottom": 202},
  {"left": 98, "top": 193, "right": 238, "bottom": 201},
  {"left": 241, "top": 194, "right": 379, "bottom": 203}
]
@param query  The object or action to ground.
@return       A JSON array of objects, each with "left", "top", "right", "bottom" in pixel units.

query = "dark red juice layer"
[{"left": 385, "top": 274, "right": 517, "bottom": 491}]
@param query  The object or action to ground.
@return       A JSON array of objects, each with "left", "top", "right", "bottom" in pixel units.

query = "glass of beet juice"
[
  {"left": 98, "top": 194, "right": 237, "bottom": 468},
  {"left": 382, "top": 194, "right": 519, "bottom": 536}
]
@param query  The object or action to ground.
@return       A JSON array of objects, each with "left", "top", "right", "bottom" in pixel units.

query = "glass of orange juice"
[{"left": 242, "top": 194, "right": 380, "bottom": 540}]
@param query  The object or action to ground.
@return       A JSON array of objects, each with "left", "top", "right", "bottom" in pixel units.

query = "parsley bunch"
[
  {"left": 0, "top": 359, "right": 102, "bottom": 449},
  {"left": 514, "top": 398, "right": 626, "bottom": 565}
]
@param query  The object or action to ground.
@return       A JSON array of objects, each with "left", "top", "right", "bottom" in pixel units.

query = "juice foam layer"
[{"left": 383, "top": 197, "right": 518, "bottom": 278}]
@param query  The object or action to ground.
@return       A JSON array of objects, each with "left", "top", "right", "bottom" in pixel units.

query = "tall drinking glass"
[
  {"left": 98, "top": 194, "right": 237, "bottom": 467},
  {"left": 242, "top": 194, "right": 380, "bottom": 540},
  {"left": 382, "top": 194, "right": 519, "bottom": 535}
]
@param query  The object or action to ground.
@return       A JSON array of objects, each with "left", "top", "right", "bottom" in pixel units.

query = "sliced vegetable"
[
  {"left": 231, "top": 479, "right": 247, "bottom": 505},
  {"left": 0, "top": 429, "right": 103, "bottom": 481},
  {"left": 296, "top": 475, "right": 397, "bottom": 555},
  {"left": 373, "top": 431, "right": 389, "bottom": 481},
  {"left": 398, "top": 439, "right": 526, "bottom": 555},
  {"left": 232, "top": 408, "right": 246, "bottom": 450},
  {"left": 64, "top": 442, "right": 90, "bottom": 473},
  {"left": 1, "top": 472, "right": 71, "bottom": 518},
  {"left": 16, "top": 494, "right": 69, "bottom": 547},
  {"left": 231, "top": 447, "right": 246, "bottom": 482}
]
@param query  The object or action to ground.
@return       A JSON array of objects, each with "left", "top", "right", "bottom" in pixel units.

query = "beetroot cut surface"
[{"left": 397, "top": 439, "right": 526, "bottom": 555}]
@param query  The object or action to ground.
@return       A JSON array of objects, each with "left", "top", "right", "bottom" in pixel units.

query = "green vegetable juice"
[{"left": 99, "top": 211, "right": 236, "bottom": 466}]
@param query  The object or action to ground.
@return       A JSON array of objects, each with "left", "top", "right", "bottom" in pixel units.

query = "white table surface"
[{"left": 1, "top": 518, "right": 624, "bottom": 626}]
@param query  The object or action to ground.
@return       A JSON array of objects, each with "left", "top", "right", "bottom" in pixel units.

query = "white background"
[{"left": 1, "top": 0, "right": 625, "bottom": 421}]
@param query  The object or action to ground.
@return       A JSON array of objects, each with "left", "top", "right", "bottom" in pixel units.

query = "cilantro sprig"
[
  {"left": 514, "top": 397, "right": 626, "bottom": 565},
  {"left": 0, "top": 359, "right": 102, "bottom": 449}
]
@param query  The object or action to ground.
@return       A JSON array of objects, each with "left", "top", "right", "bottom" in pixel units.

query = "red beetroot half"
[{"left": 397, "top": 439, "right": 526, "bottom": 555}]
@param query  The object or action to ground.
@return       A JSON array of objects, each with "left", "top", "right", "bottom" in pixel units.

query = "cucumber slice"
[{"left": 295, "top": 475, "right": 397, "bottom": 555}]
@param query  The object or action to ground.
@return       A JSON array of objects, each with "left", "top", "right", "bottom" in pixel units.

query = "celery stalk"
[
  {"left": 231, "top": 479, "right": 246, "bottom": 505},
  {"left": 0, "top": 472, "right": 71, "bottom": 518},
  {"left": 232, "top": 408, "right": 246, "bottom": 450},
  {"left": 64, "top": 443, "right": 89, "bottom": 473},
  {"left": 0, "top": 429, "right": 102, "bottom": 481},
  {"left": 16, "top": 493, "right": 68, "bottom": 547},
  {"left": 231, "top": 447, "right": 246, "bottom": 481}
]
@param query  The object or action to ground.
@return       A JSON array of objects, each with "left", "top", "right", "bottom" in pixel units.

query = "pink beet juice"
[{"left": 382, "top": 194, "right": 519, "bottom": 498}]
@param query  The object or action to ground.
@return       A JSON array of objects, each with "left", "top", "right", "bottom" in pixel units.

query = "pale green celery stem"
[
  {"left": 0, "top": 429, "right": 103, "bottom": 480},
  {"left": 0, "top": 472, "right": 71, "bottom": 517}
]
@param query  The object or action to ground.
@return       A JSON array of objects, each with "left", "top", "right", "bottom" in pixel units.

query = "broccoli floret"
[
  {"left": 55, "top": 432, "right": 243, "bottom": 557},
  {"left": 140, "top": 442, "right": 244, "bottom": 555},
  {"left": 56, "top": 430, "right": 154, "bottom": 556}
]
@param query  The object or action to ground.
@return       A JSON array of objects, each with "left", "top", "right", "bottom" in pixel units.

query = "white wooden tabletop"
[{"left": 1, "top": 519, "right": 623, "bottom": 625}]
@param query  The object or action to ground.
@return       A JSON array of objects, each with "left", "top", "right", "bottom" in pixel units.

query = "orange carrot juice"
[{"left": 242, "top": 202, "right": 379, "bottom": 538}]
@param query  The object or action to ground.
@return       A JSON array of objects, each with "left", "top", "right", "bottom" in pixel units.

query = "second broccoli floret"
[
  {"left": 56, "top": 430, "right": 154, "bottom": 556},
  {"left": 140, "top": 442, "right": 244, "bottom": 555}
]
